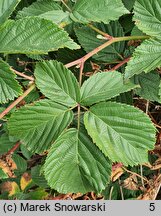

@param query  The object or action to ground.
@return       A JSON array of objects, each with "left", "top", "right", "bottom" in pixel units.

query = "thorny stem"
[
  {"left": 122, "top": 167, "right": 149, "bottom": 183},
  {"left": 0, "top": 83, "right": 35, "bottom": 119},
  {"left": 65, "top": 35, "right": 150, "bottom": 69},
  {"left": 11, "top": 67, "right": 34, "bottom": 81}
]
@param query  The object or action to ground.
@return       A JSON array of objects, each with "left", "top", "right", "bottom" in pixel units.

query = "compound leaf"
[
  {"left": 35, "top": 60, "right": 80, "bottom": 107},
  {"left": 0, "top": 17, "right": 79, "bottom": 54},
  {"left": 44, "top": 128, "right": 111, "bottom": 193},
  {"left": 0, "top": 60, "right": 22, "bottom": 104},
  {"left": 8, "top": 100, "right": 73, "bottom": 153},
  {"left": 84, "top": 102, "right": 156, "bottom": 166},
  {"left": 80, "top": 71, "right": 136, "bottom": 106},
  {"left": 70, "top": 0, "right": 128, "bottom": 24}
]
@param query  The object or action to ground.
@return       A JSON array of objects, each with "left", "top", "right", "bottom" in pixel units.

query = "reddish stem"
[
  {"left": 108, "top": 57, "right": 131, "bottom": 72},
  {"left": 112, "top": 163, "right": 123, "bottom": 171},
  {"left": 11, "top": 67, "right": 34, "bottom": 81},
  {"left": 5, "top": 141, "right": 21, "bottom": 156},
  {"left": 79, "top": 61, "right": 84, "bottom": 86},
  {"left": 0, "top": 83, "right": 35, "bottom": 119}
]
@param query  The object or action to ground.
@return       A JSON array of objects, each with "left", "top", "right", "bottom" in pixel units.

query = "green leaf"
[
  {"left": 159, "top": 82, "right": 161, "bottom": 101},
  {"left": 115, "top": 91, "right": 133, "bottom": 105},
  {"left": 125, "top": 38, "right": 161, "bottom": 79},
  {"left": 17, "top": 0, "right": 70, "bottom": 25},
  {"left": 122, "top": 0, "right": 136, "bottom": 10},
  {"left": 75, "top": 21, "right": 125, "bottom": 63},
  {"left": 12, "top": 154, "right": 27, "bottom": 176},
  {"left": 38, "top": 10, "right": 70, "bottom": 24},
  {"left": 8, "top": 99, "right": 73, "bottom": 153},
  {"left": 0, "top": 17, "right": 79, "bottom": 55},
  {"left": 35, "top": 60, "right": 80, "bottom": 107},
  {"left": 80, "top": 71, "right": 136, "bottom": 106},
  {"left": 27, "top": 188, "right": 48, "bottom": 200},
  {"left": 57, "top": 48, "right": 86, "bottom": 64},
  {"left": 0, "top": 133, "right": 15, "bottom": 154},
  {"left": 17, "top": 0, "right": 61, "bottom": 17},
  {"left": 20, "top": 145, "right": 32, "bottom": 159},
  {"left": 0, "top": 60, "right": 22, "bottom": 104},
  {"left": 133, "top": 0, "right": 161, "bottom": 39},
  {"left": 132, "top": 71, "right": 161, "bottom": 102},
  {"left": 131, "top": 26, "right": 145, "bottom": 36},
  {"left": 44, "top": 128, "right": 111, "bottom": 193},
  {"left": 31, "top": 165, "right": 48, "bottom": 188},
  {"left": 0, "top": 168, "right": 8, "bottom": 179},
  {"left": 0, "top": 0, "right": 21, "bottom": 25},
  {"left": 84, "top": 102, "right": 156, "bottom": 166},
  {"left": 70, "top": 0, "right": 128, "bottom": 24}
]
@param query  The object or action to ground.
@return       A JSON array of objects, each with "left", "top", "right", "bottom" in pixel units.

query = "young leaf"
[
  {"left": 84, "top": 102, "right": 156, "bottom": 166},
  {"left": 133, "top": 0, "right": 161, "bottom": 39},
  {"left": 133, "top": 71, "right": 161, "bottom": 102},
  {"left": 35, "top": 60, "right": 80, "bottom": 107},
  {"left": 75, "top": 21, "right": 125, "bottom": 63},
  {"left": 44, "top": 128, "right": 111, "bottom": 194},
  {"left": 17, "top": 0, "right": 70, "bottom": 24},
  {"left": 0, "top": 17, "right": 79, "bottom": 54},
  {"left": 0, "top": 60, "right": 22, "bottom": 104},
  {"left": 0, "top": 0, "right": 21, "bottom": 25},
  {"left": 8, "top": 100, "right": 73, "bottom": 153},
  {"left": 125, "top": 38, "right": 161, "bottom": 79},
  {"left": 70, "top": 0, "right": 128, "bottom": 24},
  {"left": 80, "top": 71, "right": 136, "bottom": 106}
]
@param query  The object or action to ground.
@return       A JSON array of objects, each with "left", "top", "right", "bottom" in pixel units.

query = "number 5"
[{"left": 149, "top": 203, "right": 155, "bottom": 211}]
